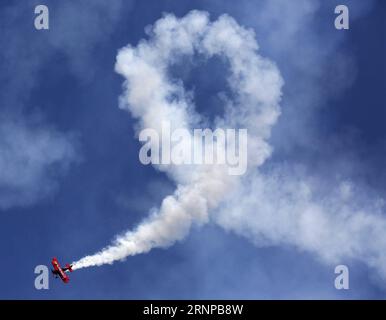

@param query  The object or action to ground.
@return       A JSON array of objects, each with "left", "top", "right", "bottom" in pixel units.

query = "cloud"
[
  {"left": 0, "top": 0, "right": 129, "bottom": 209},
  {"left": 0, "top": 116, "right": 78, "bottom": 210},
  {"left": 47, "top": 0, "right": 133, "bottom": 80}
]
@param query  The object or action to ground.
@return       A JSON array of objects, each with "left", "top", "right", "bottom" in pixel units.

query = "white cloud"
[{"left": 0, "top": 117, "right": 78, "bottom": 209}]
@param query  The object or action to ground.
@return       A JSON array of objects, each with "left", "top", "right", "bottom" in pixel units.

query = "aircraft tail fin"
[{"left": 65, "top": 263, "right": 73, "bottom": 272}]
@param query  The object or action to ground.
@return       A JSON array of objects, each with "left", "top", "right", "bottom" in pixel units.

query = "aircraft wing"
[{"left": 51, "top": 257, "right": 70, "bottom": 283}]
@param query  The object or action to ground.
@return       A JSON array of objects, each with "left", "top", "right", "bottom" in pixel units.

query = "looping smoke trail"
[
  {"left": 72, "top": 10, "right": 386, "bottom": 282},
  {"left": 72, "top": 10, "right": 283, "bottom": 269}
]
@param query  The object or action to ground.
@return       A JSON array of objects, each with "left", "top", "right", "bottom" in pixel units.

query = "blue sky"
[{"left": 0, "top": 0, "right": 385, "bottom": 299}]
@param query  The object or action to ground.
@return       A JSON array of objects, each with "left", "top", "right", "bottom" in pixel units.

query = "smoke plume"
[
  {"left": 73, "top": 10, "right": 386, "bottom": 282},
  {"left": 73, "top": 10, "right": 283, "bottom": 269}
]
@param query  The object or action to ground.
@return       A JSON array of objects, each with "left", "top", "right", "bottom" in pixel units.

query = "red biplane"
[{"left": 51, "top": 257, "right": 73, "bottom": 283}]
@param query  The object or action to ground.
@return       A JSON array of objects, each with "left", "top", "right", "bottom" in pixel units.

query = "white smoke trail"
[
  {"left": 72, "top": 10, "right": 386, "bottom": 282},
  {"left": 216, "top": 166, "right": 386, "bottom": 279},
  {"left": 72, "top": 10, "right": 283, "bottom": 269}
]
